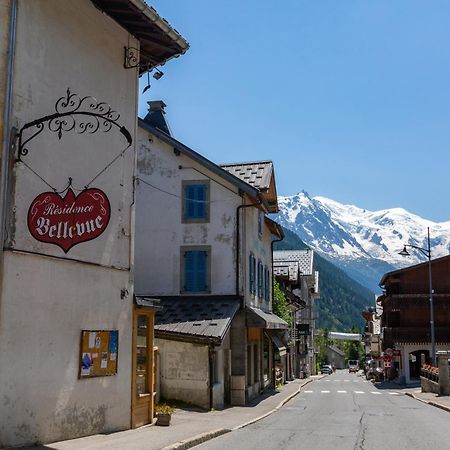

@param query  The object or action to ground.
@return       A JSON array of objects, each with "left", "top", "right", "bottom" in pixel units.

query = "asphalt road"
[{"left": 195, "top": 370, "right": 450, "bottom": 450}]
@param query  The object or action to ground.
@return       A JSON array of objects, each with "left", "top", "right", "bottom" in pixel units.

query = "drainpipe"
[
  {"left": 235, "top": 196, "right": 263, "bottom": 299},
  {"left": 270, "top": 232, "right": 283, "bottom": 390},
  {"left": 208, "top": 344, "right": 214, "bottom": 410},
  {"left": 0, "top": 0, "right": 18, "bottom": 316}
]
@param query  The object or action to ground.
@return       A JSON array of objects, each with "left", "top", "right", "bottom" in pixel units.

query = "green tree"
[
  {"left": 315, "top": 328, "right": 329, "bottom": 367},
  {"left": 341, "top": 327, "right": 364, "bottom": 363},
  {"left": 272, "top": 278, "right": 291, "bottom": 324}
]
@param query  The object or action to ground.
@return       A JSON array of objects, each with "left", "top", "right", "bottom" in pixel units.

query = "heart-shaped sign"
[{"left": 27, "top": 188, "right": 111, "bottom": 253}]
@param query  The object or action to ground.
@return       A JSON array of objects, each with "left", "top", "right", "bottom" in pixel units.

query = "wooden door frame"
[{"left": 131, "top": 307, "right": 155, "bottom": 428}]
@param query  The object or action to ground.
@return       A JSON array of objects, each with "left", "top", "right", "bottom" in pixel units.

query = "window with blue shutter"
[
  {"left": 257, "top": 261, "right": 263, "bottom": 298},
  {"left": 264, "top": 266, "right": 270, "bottom": 301},
  {"left": 249, "top": 253, "right": 256, "bottom": 295},
  {"left": 183, "top": 182, "right": 209, "bottom": 222},
  {"left": 183, "top": 249, "right": 209, "bottom": 292}
]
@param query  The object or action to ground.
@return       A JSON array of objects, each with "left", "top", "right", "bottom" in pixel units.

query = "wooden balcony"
[{"left": 383, "top": 327, "right": 450, "bottom": 344}]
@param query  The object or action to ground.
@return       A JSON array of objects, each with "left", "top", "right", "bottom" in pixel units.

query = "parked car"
[
  {"left": 320, "top": 364, "right": 333, "bottom": 375},
  {"left": 348, "top": 360, "right": 359, "bottom": 373}
]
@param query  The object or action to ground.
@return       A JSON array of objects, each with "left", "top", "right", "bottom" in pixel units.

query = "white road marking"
[
  {"left": 304, "top": 390, "right": 313, "bottom": 393},
  {"left": 389, "top": 392, "right": 400, "bottom": 395},
  {"left": 343, "top": 380, "right": 350, "bottom": 382},
  {"left": 321, "top": 390, "right": 330, "bottom": 393},
  {"left": 337, "top": 390, "right": 347, "bottom": 393},
  {"left": 371, "top": 391, "right": 381, "bottom": 394},
  {"left": 354, "top": 391, "right": 365, "bottom": 394}
]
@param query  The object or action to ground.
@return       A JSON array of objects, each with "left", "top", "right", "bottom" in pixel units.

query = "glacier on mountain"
[{"left": 276, "top": 191, "right": 450, "bottom": 291}]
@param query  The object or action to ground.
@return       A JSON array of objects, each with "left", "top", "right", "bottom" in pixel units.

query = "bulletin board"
[{"left": 79, "top": 330, "right": 119, "bottom": 378}]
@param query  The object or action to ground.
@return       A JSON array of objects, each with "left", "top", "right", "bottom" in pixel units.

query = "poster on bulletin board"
[{"left": 79, "top": 330, "right": 118, "bottom": 378}]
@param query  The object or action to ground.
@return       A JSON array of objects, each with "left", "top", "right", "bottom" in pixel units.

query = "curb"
[
  {"left": 233, "top": 378, "right": 314, "bottom": 431},
  {"left": 161, "top": 378, "right": 317, "bottom": 449},
  {"left": 405, "top": 391, "right": 450, "bottom": 413},
  {"left": 161, "top": 429, "right": 231, "bottom": 450}
]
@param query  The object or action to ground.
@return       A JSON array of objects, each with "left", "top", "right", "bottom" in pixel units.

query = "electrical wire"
[{"left": 136, "top": 176, "right": 238, "bottom": 204}]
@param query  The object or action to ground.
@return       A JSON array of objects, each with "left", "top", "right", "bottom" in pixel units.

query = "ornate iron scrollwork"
[
  {"left": 17, "top": 88, "right": 132, "bottom": 160},
  {"left": 123, "top": 46, "right": 151, "bottom": 71}
]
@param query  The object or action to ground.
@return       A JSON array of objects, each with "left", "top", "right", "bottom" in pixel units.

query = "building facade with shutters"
[
  {"left": 135, "top": 104, "right": 287, "bottom": 409},
  {"left": 379, "top": 255, "right": 450, "bottom": 385},
  {"left": 0, "top": 1, "right": 187, "bottom": 446},
  {"left": 273, "top": 250, "right": 320, "bottom": 377}
]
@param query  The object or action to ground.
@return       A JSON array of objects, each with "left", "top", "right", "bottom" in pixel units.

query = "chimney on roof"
[
  {"left": 149, "top": 100, "right": 166, "bottom": 113},
  {"left": 143, "top": 100, "right": 171, "bottom": 136}
]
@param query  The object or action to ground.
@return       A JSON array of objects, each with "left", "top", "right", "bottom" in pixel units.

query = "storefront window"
[{"left": 263, "top": 335, "right": 270, "bottom": 381}]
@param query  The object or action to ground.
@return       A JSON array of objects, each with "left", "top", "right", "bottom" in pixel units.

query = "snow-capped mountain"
[{"left": 277, "top": 191, "right": 450, "bottom": 291}]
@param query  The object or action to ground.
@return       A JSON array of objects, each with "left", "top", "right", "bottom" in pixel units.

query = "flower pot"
[{"left": 156, "top": 413, "right": 171, "bottom": 426}]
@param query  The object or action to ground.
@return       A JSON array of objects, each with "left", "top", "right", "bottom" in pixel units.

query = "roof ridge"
[{"left": 220, "top": 160, "right": 273, "bottom": 167}]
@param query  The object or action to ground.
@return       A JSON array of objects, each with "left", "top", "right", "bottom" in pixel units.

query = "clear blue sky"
[{"left": 140, "top": 1, "right": 450, "bottom": 222}]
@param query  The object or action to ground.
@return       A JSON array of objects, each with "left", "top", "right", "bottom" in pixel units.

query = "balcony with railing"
[{"left": 383, "top": 327, "right": 450, "bottom": 344}]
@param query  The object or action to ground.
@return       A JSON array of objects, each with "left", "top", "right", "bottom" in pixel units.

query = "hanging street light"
[{"left": 398, "top": 227, "right": 435, "bottom": 365}]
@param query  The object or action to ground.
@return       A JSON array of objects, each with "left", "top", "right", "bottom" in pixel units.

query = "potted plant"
[{"left": 155, "top": 403, "right": 174, "bottom": 426}]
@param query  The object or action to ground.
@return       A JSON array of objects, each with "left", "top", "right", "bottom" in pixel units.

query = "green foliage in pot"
[{"left": 155, "top": 403, "right": 174, "bottom": 415}]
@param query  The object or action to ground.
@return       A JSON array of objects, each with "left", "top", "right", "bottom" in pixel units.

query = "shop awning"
[
  {"left": 270, "top": 335, "right": 286, "bottom": 356},
  {"left": 134, "top": 296, "right": 162, "bottom": 309},
  {"left": 246, "top": 307, "right": 288, "bottom": 330}
]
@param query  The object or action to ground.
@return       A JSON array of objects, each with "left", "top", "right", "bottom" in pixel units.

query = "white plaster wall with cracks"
[
  {"left": 135, "top": 128, "right": 242, "bottom": 296},
  {"left": 243, "top": 206, "right": 274, "bottom": 311},
  {"left": 0, "top": 0, "right": 138, "bottom": 446}
]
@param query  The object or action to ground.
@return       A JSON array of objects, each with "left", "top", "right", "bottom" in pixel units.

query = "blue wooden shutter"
[
  {"left": 185, "top": 185, "right": 195, "bottom": 220},
  {"left": 184, "top": 250, "right": 208, "bottom": 292},
  {"left": 184, "top": 250, "right": 196, "bottom": 291},
  {"left": 258, "top": 262, "right": 263, "bottom": 298},
  {"left": 185, "top": 184, "right": 207, "bottom": 220},
  {"left": 197, "top": 250, "right": 208, "bottom": 291},
  {"left": 249, "top": 254, "right": 255, "bottom": 294},
  {"left": 196, "top": 185, "right": 206, "bottom": 219}
]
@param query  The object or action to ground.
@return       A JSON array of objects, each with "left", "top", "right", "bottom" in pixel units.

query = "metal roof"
[
  {"left": 91, "top": 0, "right": 189, "bottom": 72},
  {"left": 273, "top": 260, "right": 300, "bottom": 283},
  {"left": 154, "top": 296, "right": 240, "bottom": 344},
  {"left": 221, "top": 161, "right": 278, "bottom": 213},
  {"left": 246, "top": 307, "right": 288, "bottom": 329},
  {"left": 135, "top": 296, "right": 162, "bottom": 309},
  {"left": 220, "top": 161, "right": 273, "bottom": 191},
  {"left": 273, "top": 250, "right": 314, "bottom": 276}
]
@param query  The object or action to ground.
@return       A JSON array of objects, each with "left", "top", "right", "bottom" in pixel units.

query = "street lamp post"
[{"left": 398, "top": 227, "right": 435, "bottom": 366}]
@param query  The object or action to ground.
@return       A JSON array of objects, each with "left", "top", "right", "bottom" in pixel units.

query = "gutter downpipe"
[
  {"left": 270, "top": 233, "right": 283, "bottom": 390},
  {"left": 208, "top": 344, "right": 214, "bottom": 410},
  {"left": 0, "top": 0, "right": 17, "bottom": 317},
  {"left": 235, "top": 195, "right": 263, "bottom": 300}
]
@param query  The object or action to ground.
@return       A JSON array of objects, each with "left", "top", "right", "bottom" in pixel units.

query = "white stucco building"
[
  {"left": 136, "top": 102, "right": 287, "bottom": 409},
  {"left": 0, "top": 1, "right": 187, "bottom": 446}
]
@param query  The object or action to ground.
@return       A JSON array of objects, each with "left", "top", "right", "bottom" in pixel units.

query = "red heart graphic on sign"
[{"left": 27, "top": 188, "right": 111, "bottom": 253}]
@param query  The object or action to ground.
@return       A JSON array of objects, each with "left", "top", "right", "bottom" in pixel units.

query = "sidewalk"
[
  {"left": 26, "top": 376, "right": 322, "bottom": 450},
  {"left": 404, "top": 388, "right": 450, "bottom": 413}
]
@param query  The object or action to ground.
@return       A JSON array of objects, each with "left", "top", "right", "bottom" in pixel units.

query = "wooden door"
[{"left": 132, "top": 308, "right": 155, "bottom": 428}]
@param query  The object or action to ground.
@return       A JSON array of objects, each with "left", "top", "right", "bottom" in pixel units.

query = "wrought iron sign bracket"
[
  {"left": 16, "top": 88, "right": 132, "bottom": 160},
  {"left": 123, "top": 46, "right": 151, "bottom": 71}
]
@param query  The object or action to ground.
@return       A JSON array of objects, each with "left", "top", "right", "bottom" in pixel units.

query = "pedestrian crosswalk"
[{"left": 303, "top": 390, "right": 401, "bottom": 396}]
